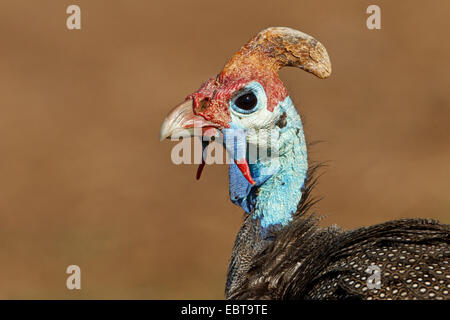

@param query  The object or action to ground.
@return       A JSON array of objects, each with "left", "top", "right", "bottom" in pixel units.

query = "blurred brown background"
[{"left": 0, "top": 0, "right": 448, "bottom": 299}]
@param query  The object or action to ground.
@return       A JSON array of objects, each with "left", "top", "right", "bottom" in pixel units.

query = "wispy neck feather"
[{"left": 228, "top": 96, "right": 308, "bottom": 232}]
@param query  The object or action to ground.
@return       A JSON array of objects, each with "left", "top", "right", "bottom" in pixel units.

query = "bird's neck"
[
  {"left": 228, "top": 97, "right": 308, "bottom": 234},
  {"left": 226, "top": 97, "right": 308, "bottom": 296}
]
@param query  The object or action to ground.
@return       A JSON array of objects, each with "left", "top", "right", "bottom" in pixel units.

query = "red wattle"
[
  {"left": 234, "top": 158, "right": 256, "bottom": 185},
  {"left": 196, "top": 161, "right": 206, "bottom": 180}
]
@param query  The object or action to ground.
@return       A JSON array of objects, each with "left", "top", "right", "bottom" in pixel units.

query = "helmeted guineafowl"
[{"left": 160, "top": 27, "right": 450, "bottom": 300}]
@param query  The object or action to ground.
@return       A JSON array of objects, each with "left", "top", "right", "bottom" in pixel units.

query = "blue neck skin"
[{"left": 226, "top": 96, "right": 308, "bottom": 232}]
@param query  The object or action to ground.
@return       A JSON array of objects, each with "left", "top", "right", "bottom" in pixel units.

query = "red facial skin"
[{"left": 186, "top": 64, "right": 288, "bottom": 128}]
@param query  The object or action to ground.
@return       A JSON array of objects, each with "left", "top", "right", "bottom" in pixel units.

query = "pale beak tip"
[
  {"left": 159, "top": 115, "right": 174, "bottom": 141},
  {"left": 159, "top": 127, "right": 169, "bottom": 141}
]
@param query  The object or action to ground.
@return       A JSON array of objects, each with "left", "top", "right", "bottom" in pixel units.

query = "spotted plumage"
[
  {"left": 224, "top": 164, "right": 449, "bottom": 300},
  {"left": 228, "top": 203, "right": 449, "bottom": 299}
]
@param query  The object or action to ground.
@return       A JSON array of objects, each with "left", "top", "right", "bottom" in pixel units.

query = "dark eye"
[{"left": 234, "top": 92, "right": 257, "bottom": 111}]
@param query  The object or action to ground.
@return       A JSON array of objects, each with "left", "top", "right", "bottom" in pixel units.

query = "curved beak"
[{"left": 159, "top": 99, "right": 218, "bottom": 141}]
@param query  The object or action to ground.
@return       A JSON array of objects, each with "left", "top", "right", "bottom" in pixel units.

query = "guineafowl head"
[{"left": 161, "top": 27, "right": 331, "bottom": 231}]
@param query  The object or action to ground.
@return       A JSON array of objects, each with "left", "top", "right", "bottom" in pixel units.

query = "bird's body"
[
  {"left": 160, "top": 27, "right": 449, "bottom": 300},
  {"left": 226, "top": 171, "right": 450, "bottom": 300}
]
